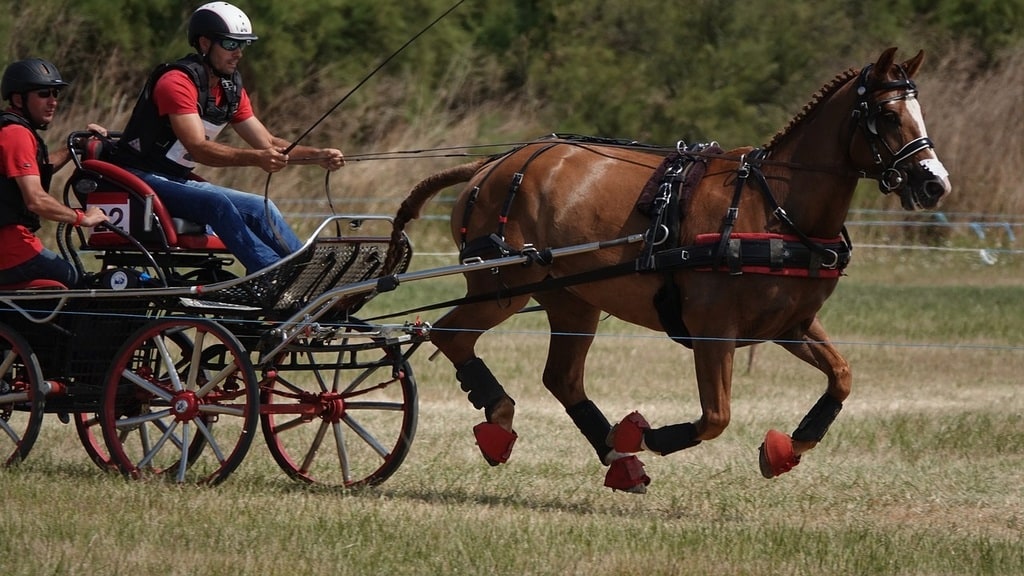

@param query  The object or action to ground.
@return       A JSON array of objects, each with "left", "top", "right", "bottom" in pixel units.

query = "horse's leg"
[
  {"left": 604, "top": 338, "right": 732, "bottom": 460},
  {"left": 760, "top": 316, "right": 850, "bottom": 478},
  {"left": 533, "top": 289, "right": 651, "bottom": 493},
  {"left": 431, "top": 275, "right": 536, "bottom": 465}
]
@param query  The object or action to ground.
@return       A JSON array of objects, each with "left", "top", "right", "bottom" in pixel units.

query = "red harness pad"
[{"left": 693, "top": 232, "right": 847, "bottom": 278}]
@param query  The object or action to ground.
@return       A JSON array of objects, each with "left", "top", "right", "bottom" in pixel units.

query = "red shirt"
[
  {"left": 0, "top": 114, "right": 45, "bottom": 269},
  {"left": 153, "top": 70, "right": 255, "bottom": 122}
]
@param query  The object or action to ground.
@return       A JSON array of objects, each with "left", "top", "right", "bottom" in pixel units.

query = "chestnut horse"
[{"left": 388, "top": 48, "right": 951, "bottom": 492}]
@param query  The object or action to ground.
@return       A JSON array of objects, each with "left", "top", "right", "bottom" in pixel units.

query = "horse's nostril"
[{"left": 925, "top": 180, "right": 946, "bottom": 200}]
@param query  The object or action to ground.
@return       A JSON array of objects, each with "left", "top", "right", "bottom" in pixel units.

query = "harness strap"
[
  {"left": 638, "top": 158, "right": 685, "bottom": 271},
  {"left": 710, "top": 150, "right": 853, "bottom": 272},
  {"left": 495, "top": 143, "right": 560, "bottom": 242},
  {"left": 751, "top": 164, "right": 852, "bottom": 270},
  {"left": 365, "top": 260, "right": 638, "bottom": 321},
  {"left": 713, "top": 149, "right": 761, "bottom": 274},
  {"left": 458, "top": 153, "right": 513, "bottom": 250},
  {"left": 651, "top": 235, "right": 851, "bottom": 274},
  {"left": 458, "top": 143, "right": 560, "bottom": 259}
]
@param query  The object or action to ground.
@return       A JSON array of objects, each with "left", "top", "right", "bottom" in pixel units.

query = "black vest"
[
  {"left": 0, "top": 112, "right": 49, "bottom": 231},
  {"left": 115, "top": 54, "right": 243, "bottom": 179}
]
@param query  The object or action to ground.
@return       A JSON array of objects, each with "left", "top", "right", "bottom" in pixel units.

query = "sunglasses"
[
  {"left": 216, "top": 38, "right": 248, "bottom": 52},
  {"left": 34, "top": 88, "right": 62, "bottom": 99}
]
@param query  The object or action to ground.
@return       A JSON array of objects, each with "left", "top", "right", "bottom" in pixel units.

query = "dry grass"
[
  {"left": 2, "top": 326, "right": 1022, "bottom": 575},
  {"left": 3, "top": 245, "right": 1023, "bottom": 575}
]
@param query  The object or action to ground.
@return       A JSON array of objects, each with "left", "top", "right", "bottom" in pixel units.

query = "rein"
[{"left": 262, "top": 0, "right": 466, "bottom": 244}]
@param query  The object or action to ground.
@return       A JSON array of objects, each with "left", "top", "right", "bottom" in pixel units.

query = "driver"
[
  {"left": 0, "top": 58, "right": 109, "bottom": 288},
  {"left": 112, "top": 1, "right": 345, "bottom": 274}
]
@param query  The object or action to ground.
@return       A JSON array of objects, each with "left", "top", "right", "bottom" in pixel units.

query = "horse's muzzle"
[{"left": 901, "top": 158, "right": 951, "bottom": 210}]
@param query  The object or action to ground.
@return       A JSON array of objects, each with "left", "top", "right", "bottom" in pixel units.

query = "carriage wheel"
[
  {"left": 76, "top": 330, "right": 196, "bottom": 471},
  {"left": 101, "top": 317, "right": 259, "bottom": 484},
  {"left": 0, "top": 322, "right": 45, "bottom": 466},
  {"left": 73, "top": 413, "right": 114, "bottom": 470},
  {"left": 260, "top": 338, "right": 418, "bottom": 488}
]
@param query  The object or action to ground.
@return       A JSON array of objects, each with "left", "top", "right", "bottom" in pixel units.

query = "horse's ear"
[
  {"left": 902, "top": 50, "right": 925, "bottom": 77},
  {"left": 872, "top": 47, "right": 899, "bottom": 77}
]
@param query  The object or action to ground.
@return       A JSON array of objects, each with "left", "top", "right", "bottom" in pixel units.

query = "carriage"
[
  {"left": 0, "top": 129, "right": 431, "bottom": 486},
  {"left": 0, "top": 48, "right": 951, "bottom": 491}
]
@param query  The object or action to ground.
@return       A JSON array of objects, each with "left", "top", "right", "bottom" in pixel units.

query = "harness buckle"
[
  {"left": 879, "top": 168, "right": 903, "bottom": 193},
  {"left": 821, "top": 249, "right": 840, "bottom": 270},
  {"left": 644, "top": 224, "right": 670, "bottom": 246}
]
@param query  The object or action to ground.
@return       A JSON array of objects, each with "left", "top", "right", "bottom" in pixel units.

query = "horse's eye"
[{"left": 880, "top": 111, "right": 901, "bottom": 125}]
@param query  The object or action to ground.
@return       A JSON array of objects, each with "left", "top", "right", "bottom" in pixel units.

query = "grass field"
[{"left": 1, "top": 233, "right": 1022, "bottom": 575}]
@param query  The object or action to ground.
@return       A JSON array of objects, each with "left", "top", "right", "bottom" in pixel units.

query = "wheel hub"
[
  {"left": 321, "top": 393, "right": 345, "bottom": 423},
  {"left": 171, "top": 390, "right": 200, "bottom": 421}
]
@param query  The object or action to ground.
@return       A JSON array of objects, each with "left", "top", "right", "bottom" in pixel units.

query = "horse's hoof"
[
  {"left": 604, "top": 455, "right": 651, "bottom": 493},
  {"left": 473, "top": 422, "right": 517, "bottom": 466},
  {"left": 758, "top": 429, "right": 801, "bottom": 478},
  {"left": 606, "top": 411, "right": 650, "bottom": 453}
]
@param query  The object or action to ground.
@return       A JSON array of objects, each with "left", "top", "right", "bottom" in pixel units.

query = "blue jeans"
[
  {"left": 0, "top": 248, "right": 79, "bottom": 287},
  {"left": 130, "top": 171, "right": 303, "bottom": 273}
]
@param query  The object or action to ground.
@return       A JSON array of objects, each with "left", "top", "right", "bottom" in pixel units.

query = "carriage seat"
[{"left": 71, "top": 158, "right": 227, "bottom": 252}]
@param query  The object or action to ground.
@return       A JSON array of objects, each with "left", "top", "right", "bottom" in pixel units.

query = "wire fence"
[
  {"left": 14, "top": 206, "right": 1021, "bottom": 354},
  {"left": 279, "top": 200, "right": 1024, "bottom": 261}
]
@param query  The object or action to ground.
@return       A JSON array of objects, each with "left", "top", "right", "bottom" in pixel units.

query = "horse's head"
[{"left": 850, "top": 47, "right": 952, "bottom": 210}]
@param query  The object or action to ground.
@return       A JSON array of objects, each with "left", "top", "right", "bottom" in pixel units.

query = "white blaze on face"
[{"left": 905, "top": 98, "right": 951, "bottom": 186}]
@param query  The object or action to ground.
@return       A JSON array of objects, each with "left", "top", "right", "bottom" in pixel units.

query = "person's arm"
[
  {"left": 53, "top": 123, "right": 110, "bottom": 171},
  {"left": 270, "top": 136, "right": 345, "bottom": 170},
  {"left": 232, "top": 116, "right": 345, "bottom": 171},
  {"left": 49, "top": 146, "right": 72, "bottom": 171},
  {"left": 16, "top": 174, "right": 108, "bottom": 227},
  {"left": 167, "top": 112, "right": 289, "bottom": 173}
]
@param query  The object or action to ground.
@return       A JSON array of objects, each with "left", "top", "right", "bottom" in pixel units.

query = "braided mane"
[{"left": 764, "top": 68, "right": 860, "bottom": 150}]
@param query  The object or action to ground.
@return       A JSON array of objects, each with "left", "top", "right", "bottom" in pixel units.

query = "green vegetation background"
[
  {"left": 4, "top": 0, "right": 1024, "bottom": 222},
  {"left": 4, "top": 0, "right": 1022, "bottom": 144}
]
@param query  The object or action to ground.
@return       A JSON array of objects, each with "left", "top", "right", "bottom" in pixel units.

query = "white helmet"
[{"left": 187, "top": 2, "right": 258, "bottom": 49}]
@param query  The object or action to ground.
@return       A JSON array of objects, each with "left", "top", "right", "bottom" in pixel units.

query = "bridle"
[{"left": 851, "top": 63, "right": 935, "bottom": 194}]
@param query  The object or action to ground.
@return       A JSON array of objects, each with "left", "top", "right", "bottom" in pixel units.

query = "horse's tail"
[{"left": 385, "top": 157, "right": 490, "bottom": 271}]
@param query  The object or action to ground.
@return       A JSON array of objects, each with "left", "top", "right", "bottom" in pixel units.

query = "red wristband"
[{"left": 73, "top": 209, "right": 84, "bottom": 227}]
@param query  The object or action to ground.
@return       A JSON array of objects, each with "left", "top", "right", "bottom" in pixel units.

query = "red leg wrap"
[
  {"left": 603, "top": 455, "right": 651, "bottom": 493},
  {"left": 608, "top": 411, "right": 650, "bottom": 453},
  {"left": 758, "top": 429, "right": 801, "bottom": 478},
  {"left": 473, "top": 422, "right": 517, "bottom": 466}
]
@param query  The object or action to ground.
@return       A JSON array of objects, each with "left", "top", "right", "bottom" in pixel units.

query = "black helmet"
[
  {"left": 187, "top": 2, "right": 259, "bottom": 49},
  {"left": 2, "top": 58, "right": 70, "bottom": 101}
]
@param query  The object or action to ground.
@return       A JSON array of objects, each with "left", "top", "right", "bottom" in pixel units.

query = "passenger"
[
  {"left": 0, "top": 58, "right": 109, "bottom": 288},
  {"left": 112, "top": 1, "right": 345, "bottom": 274}
]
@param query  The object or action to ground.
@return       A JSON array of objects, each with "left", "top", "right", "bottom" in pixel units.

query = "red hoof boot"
[
  {"left": 607, "top": 411, "right": 650, "bottom": 453},
  {"left": 604, "top": 455, "right": 651, "bottom": 494},
  {"left": 473, "top": 422, "right": 517, "bottom": 466},
  {"left": 758, "top": 429, "right": 801, "bottom": 478}
]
